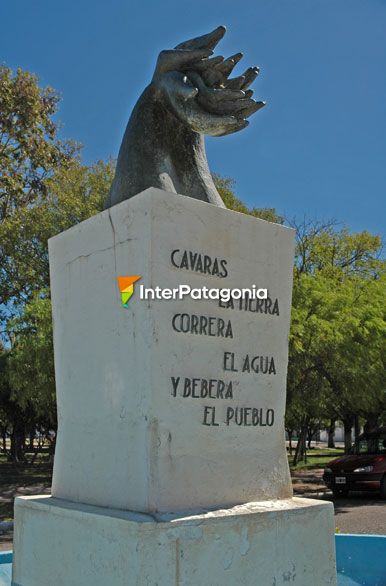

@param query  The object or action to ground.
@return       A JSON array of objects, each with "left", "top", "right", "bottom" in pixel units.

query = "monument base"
[{"left": 12, "top": 496, "right": 337, "bottom": 586}]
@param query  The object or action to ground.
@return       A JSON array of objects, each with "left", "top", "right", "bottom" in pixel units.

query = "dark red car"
[{"left": 323, "top": 428, "right": 386, "bottom": 497}]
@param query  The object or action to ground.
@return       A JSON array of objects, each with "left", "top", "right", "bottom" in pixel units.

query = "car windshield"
[{"left": 350, "top": 436, "right": 386, "bottom": 455}]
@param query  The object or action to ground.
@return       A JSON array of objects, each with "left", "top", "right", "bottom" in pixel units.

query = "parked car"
[{"left": 323, "top": 428, "right": 386, "bottom": 497}]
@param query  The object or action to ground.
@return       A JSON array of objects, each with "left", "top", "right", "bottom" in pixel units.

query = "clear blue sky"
[{"left": 2, "top": 0, "right": 386, "bottom": 235}]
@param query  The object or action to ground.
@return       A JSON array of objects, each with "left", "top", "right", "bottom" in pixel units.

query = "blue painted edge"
[
  {"left": 335, "top": 533, "right": 386, "bottom": 582},
  {"left": 336, "top": 534, "right": 386, "bottom": 540},
  {"left": 0, "top": 551, "right": 12, "bottom": 564}
]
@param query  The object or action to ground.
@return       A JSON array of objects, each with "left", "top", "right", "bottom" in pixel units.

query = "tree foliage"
[
  {"left": 218, "top": 185, "right": 385, "bottom": 457},
  {"left": 0, "top": 160, "right": 114, "bottom": 451},
  {"left": 8, "top": 291, "right": 55, "bottom": 426},
  {"left": 288, "top": 219, "right": 386, "bottom": 457},
  {"left": 0, "top": 66, "right": 115, "bottom": 459},
  {"left": 0, "top": 66, "right": 78, "bottom": 307}
]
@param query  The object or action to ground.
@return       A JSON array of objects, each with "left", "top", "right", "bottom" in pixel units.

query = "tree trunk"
[
  {"left": 364, "top": 415, "right": 379, "bottom": 434},
  {"left": 286, "top": 429, "right": 293, "bottom": 455},
  {"left": 47, "top": 433, "right": 56, "bottom": 463},
  {"left": 10, "top": 420, "right": 26, "bottom": 463},
  {"left": 1, "top": 428, "right": 7, "bottom": 453},
  {"left": 293, "top": 424, "right": 307, "bottom": 466},
  {"left": 343, "top": 417, "right": 353, "bottom": 454},
  {"left": 288, "top": 430, "right": 293, "bottom": 456},
  {"left": 354, "top": 415, "right": 361, "bottom": 441},
  {"left": 307, "top": 427, "right": 315, "bottom": 449},
  {"left": 327, "top": 419, "right": 335, "bottom": 448}
]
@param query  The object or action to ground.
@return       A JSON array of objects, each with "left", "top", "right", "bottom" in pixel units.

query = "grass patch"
[{"left": 288, "top": 448, "right": 345, "bottom": 471}]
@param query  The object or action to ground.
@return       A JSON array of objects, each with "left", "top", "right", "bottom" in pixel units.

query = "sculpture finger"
[
  {"left": 215, "top": 118, "right": 249, "bottom": 137},
  {"left": 175, "top": 25, "right": 226, "bottom": 51},
  {"left": 187, "top": 108, "right": 249, "bottom": 136},
  {"left": 212, "top": 88, "right": 246, "bottom": 101},
  {"left": 244, "top": 89, "right": 254, "bottom": 98},
  {"left": 201, "top": 68, "right": 225, "bottom": 88},
  {"left": 200, "top": 96, "right": 264, "bottom": 118},
  {"left": 213, "top": 98, "right": 252, "bottom": 116},
  {"left": 215, "top": 53, "right": 243, "bottom": 77},
  {"left": 235, "top": 99, "right": 266, "bottom": 118},
  {"left": 189, "top": 56, "right": 224, "bottom": 73},
  {"left": 167, "top": 89, "right": 248, "bottom": 136},
  {"left": 186, "top": 71, "right": 244, "bottom": 115},
  {"left": 187, "top": 71, "right": 244, "bottom": 101},
  {"left": 188, "top": 67, "right": 265, "bottom": 119},
  {"left": 241, "top": 67, "right": 260, "bottom": 90},
  {"left": 224, "top": 75, "right": 246, "bottom": 90},
  {"left": 155, "top": 49, "right": 213, "bottom": 77},
  {"left": 196, "top": 54, "right": 243, "bottom": 87}
]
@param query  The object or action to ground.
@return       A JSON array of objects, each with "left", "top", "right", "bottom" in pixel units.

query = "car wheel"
[
  {"left": 380, "top": 476, "right": 386, "bottom": 499},
  {"left": 332, "top": 488, "right": 349, "bottom": 498}
]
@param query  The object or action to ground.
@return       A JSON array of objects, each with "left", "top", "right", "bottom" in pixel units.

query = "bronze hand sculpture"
[{"left": 105, "top": 26, "right": 265, "bottom": 209}]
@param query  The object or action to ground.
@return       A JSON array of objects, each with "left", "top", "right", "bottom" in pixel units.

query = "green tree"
[
  {"left": 1, "top": 161, "right": 114, "bottom": 455},
  {"left": 0, "top": 67, "right": 115, "bottom": 458},
  {"left": 0, "top": 343, "right": 38, "bottom": 462},
  {"left": 0, "top": 65, "right": 78, "bottom": 308},
  {"left": 288, "top": 219, "right": 386, "bottom": 458},
  {"left": 8, "top": 291, "right": 55, "bottom": 430},
  {"left": 3, "top": 158, "right": 114, "bottom": 315},
  {"left": 0, "top": 344, "right": 11, "bottom": 454},
  {"left": 1, "top": 154, "right": 113, "bottom": 328}
]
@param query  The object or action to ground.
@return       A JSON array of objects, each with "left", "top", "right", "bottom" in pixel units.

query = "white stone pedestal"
[
  {"left": 12, "top": 189, "right": 337, "bottom": 585},
  {"left": 48, "top": 188, "right": 295, "bottom": 512},
  {"left": 12, "top": 496, "right": 337, "bottom": 586}
]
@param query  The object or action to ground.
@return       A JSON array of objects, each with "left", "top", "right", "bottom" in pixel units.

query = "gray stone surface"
[
  {"left": 106, "top": 26, "right": 265, "bottom": 209},
  {"left": 12, "top": 496, "right": 337, "bottom": 586}
]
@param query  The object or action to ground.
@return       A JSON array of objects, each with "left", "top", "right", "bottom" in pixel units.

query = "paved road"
[
  {"left": 325, "top": 492, "right": 386, "bottom": 535},
  {"left": 292, "top": 469, "right": 386, "bottom": 534}
]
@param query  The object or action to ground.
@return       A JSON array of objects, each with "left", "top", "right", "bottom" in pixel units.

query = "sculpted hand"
[
  {"left": 151, "top": 26, "right": 265, "bottom": 137},
  {"left": 107, "top": 26, "right": 265, "bottom": 208}
]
